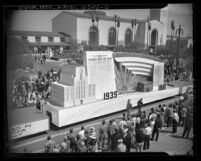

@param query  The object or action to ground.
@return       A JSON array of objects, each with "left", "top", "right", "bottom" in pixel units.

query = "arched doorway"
[
  {"left": 151, "top": 29, "right": 158, "bottom": 48},
  {"left": 89, "top": 26, "right": 98, "bottom": 46},
  {"left": 108, "top": 27, "right": 116, "bottom": 45},
  {"left": 125, "top": 29, "right": 133, "bottom": 46}
]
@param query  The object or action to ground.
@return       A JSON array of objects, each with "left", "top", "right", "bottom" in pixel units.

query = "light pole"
[
  {"left": 147, "top": 16, "right": 151, "bottom": 49},
  {"left": 92, "top": 15, "right": 95, "bottom": 26},
  {"left": 175, "top": 24, "right": 184, "bottom": 68},
  {"left": 117, "top": 16, "right": 120, "bottom": 47},
  {"left": 114, "top": 15, "right": 118, "bottom": 46},
  {"left": 96, "top": 15, "right": 99, "bottom": 46}
]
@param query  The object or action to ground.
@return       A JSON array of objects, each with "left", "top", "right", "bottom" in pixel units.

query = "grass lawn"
[{"left": 33, "top": 60, "right": 66, "bottom": 75}]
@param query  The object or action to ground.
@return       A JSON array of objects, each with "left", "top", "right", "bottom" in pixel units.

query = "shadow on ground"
[{"left": 170, "top": 135, "right": 184, "bottom": 139}]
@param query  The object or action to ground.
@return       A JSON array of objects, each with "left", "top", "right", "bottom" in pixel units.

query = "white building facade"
[{"left": 52, "top": 7, "right": 168, "bottom": 48}]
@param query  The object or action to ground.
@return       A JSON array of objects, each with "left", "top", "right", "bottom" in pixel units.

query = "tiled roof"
[
  {"left": 9, "top": 30, "right": 70, "bottom": 37},
  {"left": 52, "top": 11, "right": 146, "bottom": 23}
]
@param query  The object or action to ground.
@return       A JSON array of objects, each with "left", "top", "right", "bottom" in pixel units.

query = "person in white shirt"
[
  {"left": 119, "top": 117, "right": 128, "bottom": 135},
  {"left": 143, "top": 123, "right": 152, "bottom": 150},
  {"left": 172, "top": 109, "right": 179, "bottom": 133},
  {"left": 78, "top": 126, "right": 86, "bottom": 141}
]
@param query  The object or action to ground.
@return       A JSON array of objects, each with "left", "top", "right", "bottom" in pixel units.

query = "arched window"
[
  {"left": 89, "top": 26, "right": 98, "bottom": 46},
  {"left": 108, "top": 27, "right": 116, "bottom": 45},
  {"left": 151, "top": 29, "right": 158, "bottom": 47},
  {"left": 125, "top": 29, "right": 133, "bottom": 46}
]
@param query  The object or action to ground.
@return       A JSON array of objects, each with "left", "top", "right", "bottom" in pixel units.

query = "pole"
[{"left": 175, "top": 24, "right": 183, "bottom": 78}]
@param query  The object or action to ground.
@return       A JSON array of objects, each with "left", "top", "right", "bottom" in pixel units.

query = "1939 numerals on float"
[{"left": 104, "top": 91, "right": 117, "bottom": 100}]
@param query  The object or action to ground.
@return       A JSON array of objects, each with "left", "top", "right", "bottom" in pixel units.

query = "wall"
[
  {"left": 149, "top": 20, "right": 166, "bottom": 45},
  {"left": 84, "top": 51, "right": 116, "bottom": 99},
  {"left": 135, "top": 22, "right": 146, "bottom": 45},
  {"left": 52, "top": 12, "right": 77, "bottom": 40},
  {"left": 77, "top": 17, "right": 141, "bottom": 46},
  {"left": 27, "top": 36, "right": 35, "bottom": 42}
]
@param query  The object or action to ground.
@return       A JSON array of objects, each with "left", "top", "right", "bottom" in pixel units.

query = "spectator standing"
[
  {"left": 135, "top": 124, "right": 145, "bottom": 152},
  {"left": 107, "top": 120, "right": 112, "bottom": 146},
  {"left": 119, "top": 117, "right": 128, "bottom": 136},
  {"left": 126, "top": 99, "right": 132, "bottom": 119},
  {"left": 116, "top": 139, "right": 126, "bottom": 152},
  {"left": 44, "top": 136, "right": 56, "bottom": 153},
  {"left": 68, "top": 128, "right": 76, "bottom": 152},
  {"left": 123, "top": 130, "right": 132, "bottom": 152},
  {"left": 98, "top": 120, "right": 108, "bottom": 149},
  {"left": 87, "top": 127, "right": 97, "bottom": 152},
  {"left": 60, "top": 136, "right": 68, "bottom": 153},
  {"left": 137, "top": 98, "right": 143, "bottom": 109},
  {"left": 78, "top": 126, "right": 86, "bottom": 141},
  {"left": 172, "top": 109, "right": 179, "bottom": 133},
  {"left": 143, "top": 123, "right": 152, "bottom": 150},
  {"left": 181, "top": 106, "right": 188, "bottom": 127},
  {"left": 164, "top": 105, "right": 170, "bottom": 127},
  {"left": 182, "top": 108, "right": 193, "bottom": 139},
  {"left": 109, "top": 119, "right": 118, "bottom": 152},
  {"left": 74, "top": 135, "right": 86, "bottom": 152},
  {"left": 160, "top": 104, "right": 165, "bottom": 127},
  {"left": 151, "top": 114, "right": 162, "bottom": 141},
  {"left": 168, "top": 104, "right": 174, "bottom": 128}
]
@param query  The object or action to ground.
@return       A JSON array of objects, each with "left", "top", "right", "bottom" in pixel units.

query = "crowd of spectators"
[
  {"left": 11, "top": 68, "right": 62, "bottom": 109},
  {"left": 164, "top": 59, "right": 190, "bottom": 82},
  {"left": 41, "top": 92, "right": 193, "bottom": 153}
]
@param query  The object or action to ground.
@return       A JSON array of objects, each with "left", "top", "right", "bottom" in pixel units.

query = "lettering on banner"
[
  {"left": 103, "top": 91, "right": 117, "bottom": 100},
  {"left": 9, "top": 123, "right": 32, "bottom": 139}
]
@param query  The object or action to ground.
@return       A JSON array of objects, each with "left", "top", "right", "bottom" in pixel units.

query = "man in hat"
[
  {"left": 87, "top": 127, "right": 97, "bottom": 152},
  {"left": 116, "top": 139, "right": 126, "bottom": 152}
]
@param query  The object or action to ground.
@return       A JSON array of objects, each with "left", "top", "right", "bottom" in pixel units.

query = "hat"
[
  {"left": 47, "top": 135, "right": 51, "bottom": 140},
  {"left": 118, "top": 139, "right": 123, "bottom": 143},
  {"left": 180, "top": 96, "right": 184, "bottom": 100},
  {"left": 90, "top": 127, "right": 95, "bottom": 132}
]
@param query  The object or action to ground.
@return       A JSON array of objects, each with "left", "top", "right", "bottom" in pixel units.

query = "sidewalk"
[{"left": 130, "top": 126, "right": 193, "bottom": 155}]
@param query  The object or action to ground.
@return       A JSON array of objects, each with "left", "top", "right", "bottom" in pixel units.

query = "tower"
[{"left": 150, "top": 6, "right": 168, "bottom": 45}]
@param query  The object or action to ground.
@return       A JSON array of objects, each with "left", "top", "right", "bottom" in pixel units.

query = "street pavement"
[{"left": 130, "top": 126, "right": 193, "bottom": 155}]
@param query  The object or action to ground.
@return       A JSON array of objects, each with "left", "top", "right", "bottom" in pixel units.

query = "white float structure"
[
  {"left": 43, "top": 51, "right": 184, "bottom": 127},
  {"left": 8, "top": 107, "right": 49, "bottom": 140}
]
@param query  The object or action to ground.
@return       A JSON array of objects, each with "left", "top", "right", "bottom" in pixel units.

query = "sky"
[{"left": 8, "top": 4, "right": 193, "bottom": 37}]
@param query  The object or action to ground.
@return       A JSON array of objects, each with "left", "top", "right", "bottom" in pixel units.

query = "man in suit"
[{"left": 98, "top": 120, "right": 108, "bottom": 149}]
